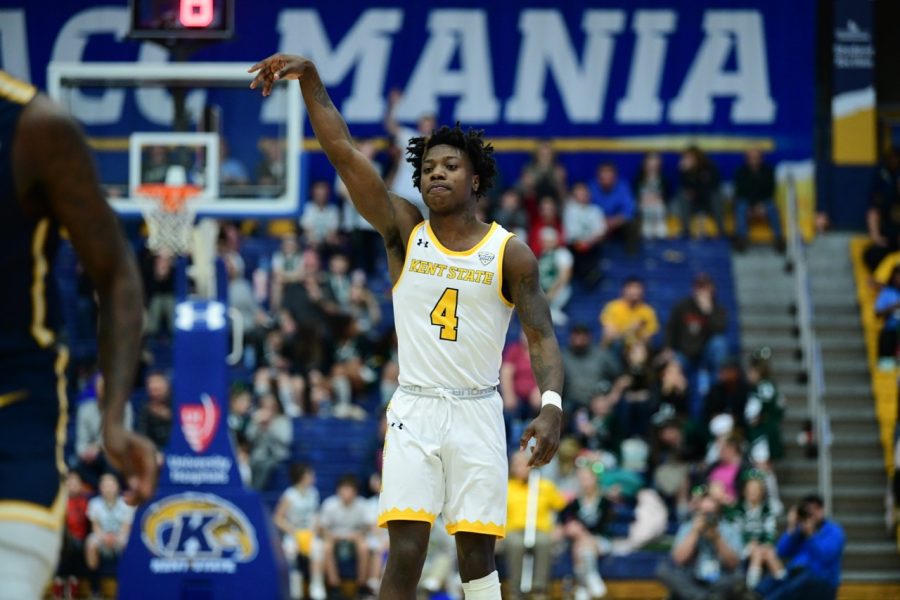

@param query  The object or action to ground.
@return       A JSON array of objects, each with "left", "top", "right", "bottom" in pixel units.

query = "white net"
[{"left": 135, "top": 189, "right": 199, "bottom": 256}]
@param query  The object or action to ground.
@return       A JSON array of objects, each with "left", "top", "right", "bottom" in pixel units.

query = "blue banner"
[{"left": 1, "top": 0, "right": 815, "bottom": 203}]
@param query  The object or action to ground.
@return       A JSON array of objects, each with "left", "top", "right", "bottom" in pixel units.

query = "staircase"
[
  {"left": 733, "top": 234, "right": 900, "bottom": 583},
  {"left": 806, "top": 233, "right": 900, "bottom": 582}
]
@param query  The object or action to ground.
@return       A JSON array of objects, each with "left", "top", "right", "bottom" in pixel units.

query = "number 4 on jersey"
[{"left": 430, "top": 288, "right": 459, "bottom": 341}]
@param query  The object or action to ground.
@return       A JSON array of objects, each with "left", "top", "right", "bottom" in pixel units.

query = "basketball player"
[
  {"left": 0, "top": 72, "right": 158, "bottom": 599},
  {"left": 251, "top": 55, "right": 564, "bottom": 599}
]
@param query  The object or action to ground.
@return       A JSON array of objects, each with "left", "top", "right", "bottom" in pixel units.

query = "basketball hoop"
[{"left": 135, "top": 183, "right": 202, "bottom": 256}]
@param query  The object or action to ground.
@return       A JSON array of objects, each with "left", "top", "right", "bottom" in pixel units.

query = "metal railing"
[{"left": 784, "top": 173, "right": 833, "bottom": 513}]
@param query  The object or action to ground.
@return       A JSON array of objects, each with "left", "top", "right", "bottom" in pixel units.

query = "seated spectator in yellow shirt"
[
  {"left": 505, "top": 451, "right": 568, "bottom": 599},
  {"left": 600, "top": 277, "right": 659, "bottom": 347}
]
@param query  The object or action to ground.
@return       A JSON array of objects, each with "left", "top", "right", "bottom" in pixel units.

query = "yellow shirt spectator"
[
  {"left": 507, "top": 477, "right": 568, "bottom": 533},
  {"left": 600, "top": 298, "right": 659, "bottom": 342}
]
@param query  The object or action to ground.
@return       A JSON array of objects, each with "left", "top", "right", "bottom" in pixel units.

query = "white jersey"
[{"left": 393, "top": 221, "right": 515, "bottom": 389}]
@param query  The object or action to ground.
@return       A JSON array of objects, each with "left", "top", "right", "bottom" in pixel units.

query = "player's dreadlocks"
[{"left": 406, "top": 123, "right": 496, "bottom": 199}]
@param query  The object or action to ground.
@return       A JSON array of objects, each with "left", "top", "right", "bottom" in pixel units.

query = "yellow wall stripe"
[
  {"left": 30, "top": 219, "right": 55, "bottom": 348},
  {"left": 88, "top": 135, "right": 776, "bottom": 155},
  {"left": 0, "top": 72, "right": 36, "bottom": 105}
]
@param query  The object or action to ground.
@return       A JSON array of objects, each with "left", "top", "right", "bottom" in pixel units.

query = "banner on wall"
[
  {"left": 831, "top": 0, "right": 877, "bottom": 165},
  {"left": 2, "top": 1, "right": 816, "bottom": 190}
]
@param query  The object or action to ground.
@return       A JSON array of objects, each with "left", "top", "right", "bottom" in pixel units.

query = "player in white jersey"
[{"left": 251, "top": 54, "right": 564, "bottom": 600}]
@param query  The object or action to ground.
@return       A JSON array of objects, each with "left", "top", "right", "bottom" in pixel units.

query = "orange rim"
[{"left": 135, "top": 184, "right": 202, "bottom": 213}]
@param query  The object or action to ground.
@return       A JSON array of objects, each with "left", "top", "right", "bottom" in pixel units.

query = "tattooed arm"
[
  {"left": 502, "top": 237, "right": 564, "bottom": 467},
  {"left": 249, "top": 54, "right": 421, "bottom": 282}
]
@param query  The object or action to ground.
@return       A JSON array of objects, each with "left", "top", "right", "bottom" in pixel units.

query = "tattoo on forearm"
[
  {"left": 312, "top": 82, "right": 333, "bottom": 109},
  {"left": 516, "top": 273, "right": 564, "bottom": 393}
]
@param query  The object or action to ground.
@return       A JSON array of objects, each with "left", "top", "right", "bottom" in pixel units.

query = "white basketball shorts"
[{"left": 377, "top": 386, "right": 508, "bottom": 538}]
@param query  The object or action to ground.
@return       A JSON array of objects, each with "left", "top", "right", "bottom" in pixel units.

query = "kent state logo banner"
[{"left": 142, "top": 492, "right": 258, "bottom": 574}]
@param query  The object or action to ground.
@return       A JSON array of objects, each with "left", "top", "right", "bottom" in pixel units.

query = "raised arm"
[
  {"left": 502, "top": 237, "right": 564, "bottom": 467},
  {"left": 14, "top": 95, "right": 158, "bottom": 504},
  {"left": 250, "top": 55, "right": 422, "bottom": 278}
]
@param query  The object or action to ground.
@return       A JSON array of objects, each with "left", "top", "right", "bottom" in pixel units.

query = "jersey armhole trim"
[
  {"left": 391, "top": 221, "right": 425, "bottom": 293},
  {"left": 496, "top": 232, "right": 516, "bottom": 308}
]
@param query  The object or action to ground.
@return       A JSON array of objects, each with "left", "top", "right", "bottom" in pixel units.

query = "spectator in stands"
[
  {"left": 219, "top": 138, "right": 250, "bottom": 185},
  {"left": 536, "top": 227, "right": 574, "bottom": 326},
  {"left": 323, "top": 253, "right": 352, "bottom": 314},
  {"left": 654, "top": 358, "right": 691, "bottom": 420},
  {"left": 363, "top": 473, "right": 389, "bottom": 595},
  {"left": 329, "top": 314, "right": 376, "bottom": 419},
  {"left": 757, "top": 495, "right": 845, "bottom": 600},
  {"left": 599, "top": 277, "right": 659, "bottom": 349},
  {"left": 665, "top": 272, "right": 729, "bottom": 415},
  {"left": 336, "top": 138, "right": 383, "bottom": 275},
  {"left": 734, "top": 148, "right": 782, "bottom": 253},
  {"left": 572, "top": 380, "right": 623, "bottom": 455},
  {"left": 633, "top": 151, "right": 671, "bottom": 239},
  {"left": 254, "top": 313, "right": 312, "bottom": 418},
  {"left": 228, "top": 385, "right": 253, "bottom": 446},
  {"left": 528, "top": 196, "right": 564, "bottom": 255},
  {"left": 875, "top": 265, "right": 900, "bottom": 368},
  {"left": 732, "top": 472, "right": 784, "bottom": 590},
  {"left": 246, "top": 393, "right": 293, "bottom": 490},
  {"left": 657, "top": 488, "right": 744, "bottom": 599},
  {"left": 493, "top": 188, "right": 529, "bottom": 240},
  {"left": 141, "top": 145, "right": 169, "bottom": 184},
  {"left": 560, "top": 463, "right": 613, "bottom": 600},
  {"left": 675, "top": 146, "right": 724, "bottom": 239},
  {"left": 563, "top": 182, "right": 606, "bottom": 287},
  {"left": 520, "top": 140, "right": 567, "bottom": 201},
  {"left": 274, "top": 464, "right": 327, "bottom": 600},
  {"left": 301, "top": 181, "right": 341, "bottom": 254},
  {"left": 225, "top": 252, "right": 270, "bottom": 354},
  {"left": 705, "top": 435, "right": 745, "bottom": 507},
  {"left": 256, "top": 137, "right": 285, "bottom": 186},
  {"left": 500, "top": 332, "right": 541, "bottom": 433},
  {"left": 143, "top": 251, "right": 176, "bottom": 340},
  {"left": 863, "top": 147, "right": 900, "bottom": 272},
  {"left": 85, "top": 474, "right": 134, "bottom": 598},
  {"left": 562, "top": 323, "right": 621, "bottom": 412},
  {"left": 53, "top": 471, "right": 91, "bottom": 600},
  {"left": 703, "top": 358, "right": 750, "bottom": 436},
  {"left": 744, "top": 347, "right": 785, "bottom": 462},
  {"left": 270, "top": 234, "right": 304, "bottom": 312},
  {"left": 347, "top": 271, "right": 382, "bottom": 340},
  {"left": 617, "top": 341, "right": 657, "bottom": 439},
  {"left": 649, "top": 416, "right": 696, "bottom": 521},
  {"left": 504, "top": 450, "right": 568, "bottom": 600},
  {"left": 590, "top": 162, "right": 639, "bottom": 253},
  {"left": 136, "top": 370, "right": 173, "bottom": 450},
  {"left": 318, "top": 475, "right": 371, "bottom": 593},
  {"left": 74, "top": 375, "right": 134, "bottom": 482},
  {"left": 383, "top": 89, "right": 434, "bottom": 215},
  {"left": 420, "top": 517, "right": 460, "bottom": 598}
]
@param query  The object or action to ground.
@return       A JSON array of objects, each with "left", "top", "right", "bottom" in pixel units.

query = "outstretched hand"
[
  {"left": 103, "top": 423, "right": 160, "bottom": 506},
  {"left": 248, "top": 53, "right": 312, "bottom": 97},
  {"left": 519, "top": 405, "right": 563, "bottom": 467}
]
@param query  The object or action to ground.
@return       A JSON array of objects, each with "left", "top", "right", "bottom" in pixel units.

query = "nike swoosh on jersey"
[{"left": 0, "top": 389, "right": 28, "bottom": 409}]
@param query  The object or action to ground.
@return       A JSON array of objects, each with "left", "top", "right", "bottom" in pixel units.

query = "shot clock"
[{"left": 130, "top": 0, "right": 234, "bottom": 40}]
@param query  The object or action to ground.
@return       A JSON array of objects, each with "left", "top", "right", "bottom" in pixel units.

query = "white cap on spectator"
[{"left": 710, "top": 413, "right": 734, "bottom": 437}]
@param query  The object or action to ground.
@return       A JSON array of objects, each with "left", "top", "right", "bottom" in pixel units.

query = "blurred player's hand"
[
  {"left": 519, "top": 405, "right": 562, "bottom": 467},
  {"left": 248, "top": 54, "right": 312, "bottom": 97},
  {"left": 103, "top": 424, "right": 160, "bottom": 506}
]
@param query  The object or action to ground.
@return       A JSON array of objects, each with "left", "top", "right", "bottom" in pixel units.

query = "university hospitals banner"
[{"left": 2, "top": 0, "right": 816, "bottom": 199}]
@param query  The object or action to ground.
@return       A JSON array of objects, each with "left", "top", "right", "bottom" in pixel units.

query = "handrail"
[{"left": 784, "top": 172, "right": 833, "bottom": 514}]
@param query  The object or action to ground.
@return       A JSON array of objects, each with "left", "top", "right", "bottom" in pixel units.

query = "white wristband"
[{"left": 541, "top": 391, "right": 562, "bottom": 411}]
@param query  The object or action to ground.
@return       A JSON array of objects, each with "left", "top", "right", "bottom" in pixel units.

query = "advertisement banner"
[{"left": 2, "top": 1, "right": 816, "bottom": 197}]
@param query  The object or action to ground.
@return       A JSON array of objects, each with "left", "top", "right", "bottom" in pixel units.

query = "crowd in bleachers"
[{"left": 50, "top": 130, "right": 852, "bottom": 600}]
